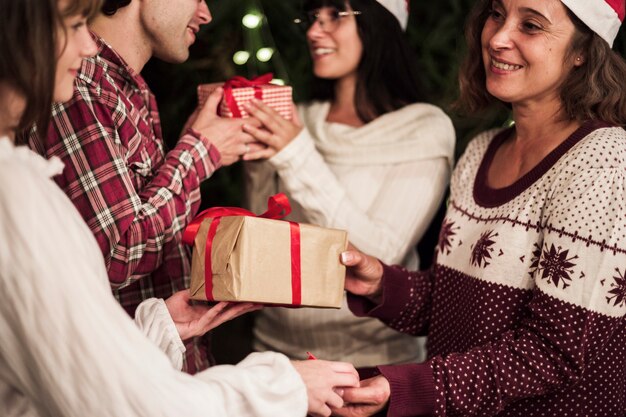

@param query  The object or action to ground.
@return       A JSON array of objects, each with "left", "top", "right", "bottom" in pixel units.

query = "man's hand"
[
  {"left": 291, "top": 359, "right": 360, "bottom": 417},
  {"left": 331, "top": 375, "right": 391, "bottom": 417},
  {"left": 164, "top": 290, "right": 261, "bottom": 341},
  {"left": 190, "top": 87, "right": 262, "bottom": 166}
]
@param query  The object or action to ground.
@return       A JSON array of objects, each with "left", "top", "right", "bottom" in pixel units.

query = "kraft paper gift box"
[
  {"left": 197, "top": 73, "right": 293, "bottom": 120},
  {"left": 186, "top": 214, "right": 348, "bottom": 308}
]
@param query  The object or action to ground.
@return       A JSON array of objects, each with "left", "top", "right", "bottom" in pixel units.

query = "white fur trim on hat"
[
  {"left": 561, "top": 0, "right": 623, "bottom": 47},
  {"left": 376, "top": 0, "right": 409, "bottom": 30}
]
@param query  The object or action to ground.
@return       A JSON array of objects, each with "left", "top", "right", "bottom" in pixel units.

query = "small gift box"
[
  {"left": 197, "top": 73, "right": 293, "bottom": 120},
  {"left": 183, "top": 194, "right": 347, "bottom": 308}
]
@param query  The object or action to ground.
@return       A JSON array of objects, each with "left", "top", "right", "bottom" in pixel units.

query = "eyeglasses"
[{"left": 293, "top": 8, "right": 362, "bottom": 33}]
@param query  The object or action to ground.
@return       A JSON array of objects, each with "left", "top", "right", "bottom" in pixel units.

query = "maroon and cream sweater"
[{"left": 349, "top": 121, "right": 626, "bottom": 417}]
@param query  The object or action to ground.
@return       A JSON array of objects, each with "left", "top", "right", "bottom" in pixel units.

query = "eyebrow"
[
  {"left": 492, "top": 0, "right": 553, "bottom": 24},
  {"left": 519, "top": 7, "right": 552, "bottom": 24}
]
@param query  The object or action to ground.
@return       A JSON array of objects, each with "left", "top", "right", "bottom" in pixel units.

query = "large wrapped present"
[
  {"left": 197, "top": 73, "right": 293, "bottom": 120},
  {"left": 183, "top": 194, "right": 347, "bottom": 308}
]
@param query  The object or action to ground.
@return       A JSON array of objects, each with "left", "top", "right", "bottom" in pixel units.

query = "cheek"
[
  {"left": 55, "top": 49, "right": 71, "bottom": 77},
  {"left": 350, "top": 43, "right": 363, "bottom": 67},
  {"left": 347, "top": 34, "right": 363, "bottom": 67},
  {"left": 480, "top": 21, "right": 496, "bottom": 51}
]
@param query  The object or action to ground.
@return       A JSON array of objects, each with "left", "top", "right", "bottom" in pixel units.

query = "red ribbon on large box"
[{"left": 183, "top": 193, "right": 302, "bottom": 305}]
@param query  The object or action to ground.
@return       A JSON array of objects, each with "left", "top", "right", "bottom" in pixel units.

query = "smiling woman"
[
  {"left": 334, "top": 0, "right": 626, "bottom": 416},
  {"left": 244, "top": 0, "right": 455, "bottom": 369},
  {"left": 459, "top": 0, "right": 626, "bottom": 125},
  {"left": 54, "top": 0, "right": 99, "bottom": 102}
]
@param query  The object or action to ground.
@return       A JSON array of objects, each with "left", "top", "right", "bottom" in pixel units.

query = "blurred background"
[{"left": 142, "top": 0, "right": 626, "bottom": 363}]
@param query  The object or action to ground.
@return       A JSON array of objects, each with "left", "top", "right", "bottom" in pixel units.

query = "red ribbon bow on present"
[
  {"left": 222, "top": 73, "right": 274, "bottom": 118},
  {"left": 182, "top": 193, "right": 303, "bottom": 305}
]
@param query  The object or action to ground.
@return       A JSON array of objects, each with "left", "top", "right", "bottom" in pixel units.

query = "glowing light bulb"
[
  {"left": 256, "top": 47, "right": 274, "bottom": 62},
  {"left": 233, "top": 50, "right": 250, "bottom": 65},
  {"left": 242, "top": 13, "right": 262, "bottom": 29}
]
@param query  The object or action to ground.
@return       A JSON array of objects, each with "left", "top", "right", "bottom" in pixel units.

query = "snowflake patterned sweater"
[{"left": 349, "top": 121, "right": 626, "bottom": 417}]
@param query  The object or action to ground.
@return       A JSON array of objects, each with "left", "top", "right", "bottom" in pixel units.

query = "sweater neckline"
[
  {"left": 473, "top": 120, "right": 610, "bottom": 208},
  {"left": 301, "top": 100, "right": 455, "bottom": 167}
]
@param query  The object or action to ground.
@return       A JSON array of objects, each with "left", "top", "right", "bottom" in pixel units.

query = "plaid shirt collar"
[{"left": 79, "top": 32, "right": 150, "bottom": 94}]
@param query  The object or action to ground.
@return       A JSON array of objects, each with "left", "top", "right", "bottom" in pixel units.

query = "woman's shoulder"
[
  {"left": 0, "top": 140, "right": 69, "bottom": 216},
  {"left": 398, "top": 101, "right": 451, "bottom": 118},
  {"left": 568, "top": 125, "right": 626, "bottom": 170},
  {"left": 0, "top": 139, "right": 63, "bottom": 182},
  {"left": 386, "top": 102, "right": 453, "bottom": 129},
  {"left": 298, "top": 101, "right": 330, "bottom": 119},
  {"left": 381, "top": 103, "right": 456, "bottom": 148}
]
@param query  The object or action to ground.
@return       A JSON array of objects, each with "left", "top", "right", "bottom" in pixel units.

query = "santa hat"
[
  {"left": 561, "top": 0, "right": 625, "bottom": 46},
  {"left": 377, "top": 0, "right": 409, "bottom": 30}
]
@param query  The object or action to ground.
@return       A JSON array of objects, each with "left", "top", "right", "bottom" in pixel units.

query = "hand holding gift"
[
  {"left": 164, "top": 290, "right": 261, "bottom": 341},
  {"left": 189, "top": 86, "right": 262, "bottom": 165},
  {"left": 340, "top": 246, "right": 384, "bottom": 304},
  {"left": 242, "top": 98, "right": 303, "bottom": 160},
  {"left": 197, "top": 73, "right": 293, "bottom": 120},
  {"left": 183, "top": 194, "right": 348, "bottom": 308},
  {"left": 196, "top": 74, "right": 294, "bottom": 161}
]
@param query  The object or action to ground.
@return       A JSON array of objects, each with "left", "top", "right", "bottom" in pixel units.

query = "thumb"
[
  {"left": 340, "top": 250, "right": 363, "bottom": 267},
  {"left": 198, "top": 86, "right": 224, "bottom": 119},
  {"left": 177, "top": 289, "right": 191, "bottom": 302}
]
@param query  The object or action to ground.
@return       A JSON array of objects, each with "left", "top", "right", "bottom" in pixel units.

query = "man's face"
[{"left": 140, "top": 0, "right": 211, "bottom": 63}]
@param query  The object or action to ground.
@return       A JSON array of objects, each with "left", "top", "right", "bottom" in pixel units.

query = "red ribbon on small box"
[
  {"left": 182, "top": 193, "right": 302, "bottom": 305},
  {"left": 223, "top": 73, "right": 274, "bottom": 118}
]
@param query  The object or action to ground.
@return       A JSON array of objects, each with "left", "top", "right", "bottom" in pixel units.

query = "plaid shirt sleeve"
[{"left": 30, "top": 71, "right": 221, "bottom": 289}]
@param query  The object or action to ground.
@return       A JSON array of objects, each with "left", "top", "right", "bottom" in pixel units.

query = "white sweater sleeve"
[
  {"left": 134, "top": 298, "right": 186, "bottom": 371},
  {"left": 0, "top": 146, "right": 307, "bottom": 417},
  {"left": 269, "top": 129, "right": 450, "bottom": 265}
]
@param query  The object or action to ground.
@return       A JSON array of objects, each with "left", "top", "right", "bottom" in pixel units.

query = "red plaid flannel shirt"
[{"left": 28, "top": 35, "right": 221, "bottom": 374}]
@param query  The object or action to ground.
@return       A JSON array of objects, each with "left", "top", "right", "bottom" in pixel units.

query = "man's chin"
[{"left": 154, "top": 48, "right": 190, "bottom": 64}]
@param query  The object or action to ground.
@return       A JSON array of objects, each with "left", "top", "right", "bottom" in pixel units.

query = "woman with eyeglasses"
[
  {"left": 242, "top": 0, "right": 455, "bottom": 369},
  {"left": 0, "top": 0, "right": 359, "bottom": 415}
]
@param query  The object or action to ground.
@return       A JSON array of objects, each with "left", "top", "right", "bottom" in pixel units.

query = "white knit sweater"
[
  {"left": 245, "top": 101, "right": 455, "bottom": 366},
  {"left": 0, "top": 138, "right": 307, "bottom": 417}
]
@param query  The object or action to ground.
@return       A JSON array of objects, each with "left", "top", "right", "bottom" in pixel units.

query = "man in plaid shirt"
[{"left": 28, "top": 0, "right": 260, "bottom": 374}]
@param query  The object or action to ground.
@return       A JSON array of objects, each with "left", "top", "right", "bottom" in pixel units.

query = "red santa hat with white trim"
[
  {"left": 561, "top": 0, "right": 625, "bottom": 46},
  {"left": 376, "top": 0, "right": 409, "bottom": 30}
]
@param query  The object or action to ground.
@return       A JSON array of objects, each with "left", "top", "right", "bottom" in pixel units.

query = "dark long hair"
[
  {"left": 0, "top": 0, "right": 56, "bottom": 141},
  {"left": 101, "top": 0, "right": 131, "bottom": 16},
  {"left": 456, "top": 0, "right": 626, "bottom": 126},
  {"left": 303, "top": 0, "right": 425, "bottom": 123},
  {"left": 0, "top": 0, "right": 102, "bottom": 144}
]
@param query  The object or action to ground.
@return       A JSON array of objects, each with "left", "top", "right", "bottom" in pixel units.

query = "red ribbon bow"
[
  {"left": 183, "top": 193, "right": 302, "bottom": 305},
  {"left": 222, "top": 73, "right": 274, "bottom": 118}
]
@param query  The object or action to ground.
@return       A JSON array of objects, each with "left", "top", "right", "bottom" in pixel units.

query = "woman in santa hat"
[
  {"left": 242, "top": 0, "right": 455, "bottom": 371},
  {"left": 335, "top": 0, "right": 626, "bottom": 415}
]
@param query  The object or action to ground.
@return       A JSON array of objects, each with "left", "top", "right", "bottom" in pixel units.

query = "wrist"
[{"left": 368, "top": 260, "right": 384, "bottom": 303}]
